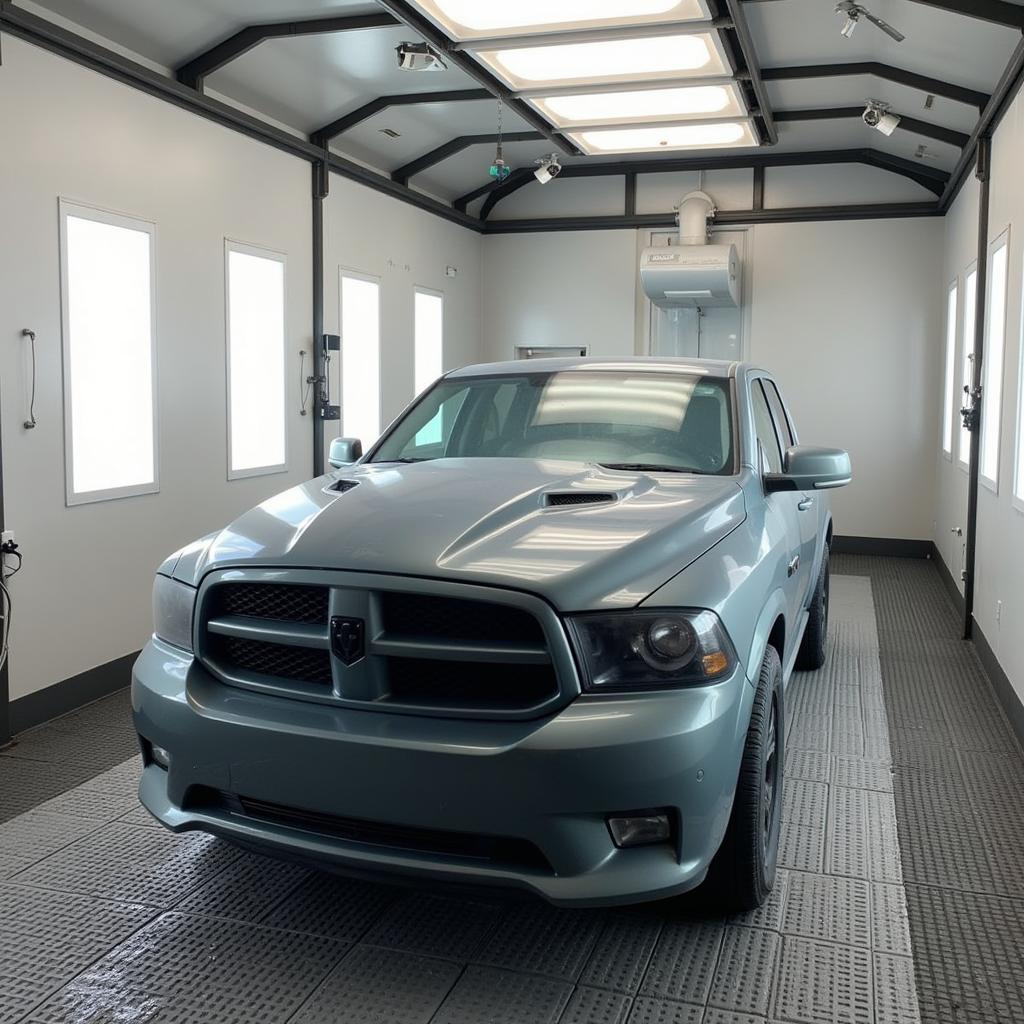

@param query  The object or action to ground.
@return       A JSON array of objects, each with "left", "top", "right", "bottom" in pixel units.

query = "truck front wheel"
[{"left": 700, "top": 644, "right": 784, "bottom": 912}]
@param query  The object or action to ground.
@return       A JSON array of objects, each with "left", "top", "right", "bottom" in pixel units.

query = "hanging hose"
[{"left": 22, "top": 328, "right": 37, "bottom": 429}]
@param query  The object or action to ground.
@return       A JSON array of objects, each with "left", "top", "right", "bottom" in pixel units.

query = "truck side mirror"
[
  {"left": 328, "top": 437, "right": 363, "bottom": 469},
  {"left": 765, "top": 445, "right": 852, "bottom": 492}
]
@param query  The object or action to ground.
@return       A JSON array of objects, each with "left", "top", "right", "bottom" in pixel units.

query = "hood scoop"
[
  {"left": 545, "top": 491, "right": 617, "bottom": 507},
  {"left": 330, "top": 479, "right": 360, "bottom": 493}
]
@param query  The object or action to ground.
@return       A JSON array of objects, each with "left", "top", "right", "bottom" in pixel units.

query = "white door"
[{"left": 642, "top": 228, "right": 749, "bottom": 360}]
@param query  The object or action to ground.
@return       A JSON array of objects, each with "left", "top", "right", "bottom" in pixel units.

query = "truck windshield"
[{"left": 369, "top": 371, "right": 735, "bottom": 475}]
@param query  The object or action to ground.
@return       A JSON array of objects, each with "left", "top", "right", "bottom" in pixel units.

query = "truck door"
[
  {"left": 763, "top": 379, "right": 818, "bottom": 607},
  {"left": 750, "top": 379, "right": 806, "bottom": 649}
]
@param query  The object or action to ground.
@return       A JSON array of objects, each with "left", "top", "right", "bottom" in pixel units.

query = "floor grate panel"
[
  {"left": 833, "top": 554, "right": 1024, "bottom": 1024},
  {"left": 0, "top": 569, "right": 976, "bottom": 1023}
]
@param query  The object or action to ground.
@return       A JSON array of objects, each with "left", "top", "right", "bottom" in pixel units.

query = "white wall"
[
  {"left": 935, "top": 86, "right": 1024, "bottom": 705},
  {"left": 0, "top": 37, "right": 316, "bottom": 701},
  {"left": 0, "top": 36, "right": 486, "bottom": 709},
  {"left": 749, "top": 219, "right": 942, "bottom": 541},
  {"left": 322, "top": 179, "right": 483, "bottom": 461},
  {"left": 480, "top": 231, "right": 638, "bottom": 361},
  {"left": 481, "top": 217, "right": 943, "bottom": 540},
  {"left": 934, "top": 176, "right": 979, "bottom": 581}
]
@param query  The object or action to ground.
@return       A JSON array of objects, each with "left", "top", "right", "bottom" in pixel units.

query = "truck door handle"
[
  {"left": 797, "top": 497, "right": 814, "bottom": 511},
  {"left": 787, "top": 555, "right": 800, "bottom": 577}
]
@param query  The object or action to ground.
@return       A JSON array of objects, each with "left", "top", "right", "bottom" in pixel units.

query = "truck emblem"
[{"left": 331, "top": 617, "right": 365, "bottom": 665}]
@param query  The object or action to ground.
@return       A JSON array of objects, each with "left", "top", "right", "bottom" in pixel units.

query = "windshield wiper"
[
  {"left": 378, "top": 457, "right": 435, "bottom": 464},
  {"left": 598, "top": 462, "right": 694, "bottom": 474}
]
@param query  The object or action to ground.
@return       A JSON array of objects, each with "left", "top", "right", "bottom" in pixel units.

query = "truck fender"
[{"left": 745, "top": 588, "right": 788, "bottom": 688}]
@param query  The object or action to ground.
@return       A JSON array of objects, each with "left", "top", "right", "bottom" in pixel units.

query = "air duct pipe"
[{"left": 676, "top": 190, "right": 716, "bottom": 246}]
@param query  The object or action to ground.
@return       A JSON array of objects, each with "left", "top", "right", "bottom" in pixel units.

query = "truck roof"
[{"left": 446, "top": 356, "right": 748, "bottom": 379}]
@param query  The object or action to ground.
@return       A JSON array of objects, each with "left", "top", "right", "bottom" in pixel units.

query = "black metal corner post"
[
  {"left": 962, "top": 135, "right": 991, "bottom": 641},
  {"left": 0, "top": 383, "right": 9, "bottom": 746},
  {"left": 312, "top": 157, "right": 328, "bottom": 477}
]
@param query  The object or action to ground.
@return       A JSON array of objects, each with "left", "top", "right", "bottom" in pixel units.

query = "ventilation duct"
[{"left": 640, "top": 190, "right": 741, "bottom": 309}]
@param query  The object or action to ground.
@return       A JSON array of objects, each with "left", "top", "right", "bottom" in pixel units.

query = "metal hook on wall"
[{"left": 21, "top": 329, "right": 37, "bottom": 430}]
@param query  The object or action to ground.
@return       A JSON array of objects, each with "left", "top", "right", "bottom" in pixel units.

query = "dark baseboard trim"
[
  {"left": 833, "top": 535, "right": 933, "bottom": 558},
  {"left": 9, "top": 651, "right": 139, "bottom": 735},
  {"left": 972, "top": 618, "right": 1024, "bottom": 752},
  {"left": 930, "top": 542, "right": 965, "bottom": 618}
]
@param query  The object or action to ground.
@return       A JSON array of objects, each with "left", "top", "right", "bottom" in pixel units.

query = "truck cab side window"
[
  {"left": 764, "top": 380, "right": 796, "bottom": 451},
  {"left": 751, "top": 380, "right": 783, "bottom": 474}
]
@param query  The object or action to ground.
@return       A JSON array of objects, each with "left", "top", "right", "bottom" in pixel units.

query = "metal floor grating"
[
  {"left": 0, "top": 562, "right": 1009, "bottom": 1023},
  {"left": 0, "top": 688, "right": 138, "bottom": 824},
  {"left": 833, "top": 554, "right": 1024, "bottom": 1024}
]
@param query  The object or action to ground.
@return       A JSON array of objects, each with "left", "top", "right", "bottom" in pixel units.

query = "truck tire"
[
  {"left": 701, "top": 645, "right": 784, "bottom": 912},
  {"left": 795, "top": 547, "right": 829, "bottom": 671}
]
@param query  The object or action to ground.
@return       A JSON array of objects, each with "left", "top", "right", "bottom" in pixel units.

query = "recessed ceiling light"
[
  {"left": 481, "top": 34, "right": 724, "bottom": 88},
  {"left": 571, "top": 121, "right": 757, "bottom": 154},
  {"left": 413, "top": 0, "right": 707, "bottom": 38},
  {"left": 537, "top": 85, "right": 741, "bottom": 127}
]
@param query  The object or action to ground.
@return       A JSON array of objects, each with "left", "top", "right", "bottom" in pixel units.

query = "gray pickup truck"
[{"left": 134, "top": 357, "right": 850, "bottom": 909}]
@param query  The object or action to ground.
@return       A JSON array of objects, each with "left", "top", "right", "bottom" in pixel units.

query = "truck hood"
[{"left": 172, "top": 458, "right": 745, "bottom": 609}]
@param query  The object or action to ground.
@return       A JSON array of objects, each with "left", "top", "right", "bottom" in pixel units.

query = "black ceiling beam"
[
  {"left": 392, "top": 132, "right": 543, "bottom": 185},
  {"left": 901, "top": 0, "right": 1024, "bottom": 29},
  {"left": 941, "top": 35, "right": 1024, "bottom": 208},
  {"left": 311, "top": 88, "right": 491, "bottom": 146},
  {"left": 175, "top": 13, "right": 400, "bottom": 90},
  {"left": 475, "top": 147, "right": 949, "bottom": 218},
  {"left": 480, "top": 168, "right": 536, "bottom": 220},
  {"left": 454, "top": 178, "right": 504, "bottom": 213},
  {"left": 480, "top": 202, "right": 942, "bottom": 233},
  {"left": 0, "top": 3, "right": 482, "bottom": 232},
  {"left": 373, "top": 0, "right": 580, "bottom": 157},
  {"left": 761, "top": 63, "right": 990, "bottom": 111},
  {"left": 752, "top": 165, "right": 765, "bottom": 210},
  {"left": 552, "top": 148, "right": 949, "bottom": 189},
  {"left": 741, "top": 0, "right": 1024, "bottom": 28},
  {"left": 775, "top": 107, "right": 970, "bottom": 148},
  {"left": 861, "top": 150, "right": 949, "bottom": 195},
  {"left": 722, "top": 0, "right": 778, "bottom": 145}
]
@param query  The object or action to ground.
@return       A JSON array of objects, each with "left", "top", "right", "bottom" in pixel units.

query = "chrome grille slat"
[
  {"left": 371, "top": 636, "right": 551, "bottom": 665},
  {"left": 207, "top": 616, "right": 330, "bottom": 649}
]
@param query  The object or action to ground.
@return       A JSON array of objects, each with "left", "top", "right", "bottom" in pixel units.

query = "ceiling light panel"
[
  {"left": 533, "top": 83, "right": 746, "bottom": 128},
  {"left": 570, "top": 120, "right": 759, "bottom": 154},
  {"left": 411, "top": 0, "right": 711, "bottom": 40},
  {"left": 477, "top": 33, "right": 728, "bottom": 89}
]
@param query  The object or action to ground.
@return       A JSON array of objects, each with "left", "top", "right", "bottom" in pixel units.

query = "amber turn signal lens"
[{"left": 702, "top": 651, "right": 730, "bottom": 676}]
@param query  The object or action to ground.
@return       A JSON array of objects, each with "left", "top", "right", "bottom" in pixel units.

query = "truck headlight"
[
  {"left": 152, "top": 574, "right": 196, "bottom": 653},
  {"left": 568, "top": 609, "right": 736, "bottom": 692}
]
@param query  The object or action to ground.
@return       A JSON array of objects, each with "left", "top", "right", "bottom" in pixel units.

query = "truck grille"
[
  {"left": 211, "top": 636, "right": 333, "bottom": 687},
  {"left": 197, "top": 574, "right": 572, "bottom": 718},
  {"left": 211, "top": 582, "right": 329, "bottom": 624},
  {"left": 379, "top": 591, "right": 544, "bottom": 645}
]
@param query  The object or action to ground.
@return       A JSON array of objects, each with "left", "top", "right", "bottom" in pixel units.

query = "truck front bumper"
[{"left": 132, "top": 638, "right": 753, "bottom": 906}]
